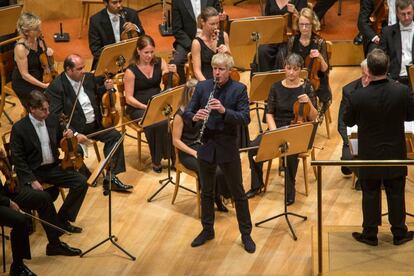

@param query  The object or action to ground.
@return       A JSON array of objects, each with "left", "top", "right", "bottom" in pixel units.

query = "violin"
[
  {"left": 120, "top": 10, "right": 140, "bottom": 41},
  {"left": 101, "top": 72, "right": 120, "bottom": 128},
  {"left": 39, "top": 34, "right": 58, "bottom": 84},
  {"left": 0, "top": 149, "right": 18, "bottom": 194},
  {"left": 304, "top": 45, "right": 322, "bottom": 91},
  {"left": 291, "top": 80, "right": 311, "bottom": 125},
  {"left": 369, "top": 0, "right": 389, "bottom": 34},
  {"left": 162, "top": 51, "right": 180, "bottom": 90},
  {"left": 59, "top": 114, "right": 84, "bottom": 171},
  {"left": 218, "top": 0, "right": 230, "bottom": 34}
]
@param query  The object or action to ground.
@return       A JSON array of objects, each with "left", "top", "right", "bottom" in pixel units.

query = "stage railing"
[{"left": 311, "top": 159, "right": 414, "bottom": 275}]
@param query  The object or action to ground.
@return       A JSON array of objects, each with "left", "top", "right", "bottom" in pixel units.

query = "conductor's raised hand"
[{"left": 208, "top": 98, "right": 225, "bottom": 114}]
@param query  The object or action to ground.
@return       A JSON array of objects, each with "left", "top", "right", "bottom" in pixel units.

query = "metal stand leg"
[{"left": 138, "top": 1, "right": 171, "bottom": 13}]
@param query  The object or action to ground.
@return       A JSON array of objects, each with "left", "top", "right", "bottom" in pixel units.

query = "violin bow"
[
  {"left": 19, "top": 210, "right": 71, "bottom": 235},
  {"left": 66, "top": 74, "right": 86, "bottom": 130},
  {"left": 85, "top": 117, "right": 142, "bottom": 139}
]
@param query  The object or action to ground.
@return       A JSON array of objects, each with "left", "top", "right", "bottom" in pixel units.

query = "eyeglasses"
[{"left": 298, "top": 23, "right": 312, "bottom": 28}]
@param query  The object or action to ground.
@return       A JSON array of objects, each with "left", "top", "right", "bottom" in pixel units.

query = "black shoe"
[
  {"left": 393, "top": 231, "right": 414, "bottom": 245},
  {"left": 241, "top": 235, "right": 256, "bottom": 253},
  {"left": 341, "top": 166, "right": 352, "bottom": 175},
  {"left": 60, "top": 220, "right": 82, "bottom": 233},
  {"left": 355, "top": 180, "right": 361, "bottom": 191},
  {"left": 152, "top": 165, "right": 162, "bottom": 173},
  {"left": 352, "top": 232, "right": 378, "bottom": 246},
  {"left": 215, "top": 197, "right": 228, "bottom": 212},
  {"left": 286, "top": 199, "right": 295, "bottom": 206},
  {"left": 191, "top": 230, "right": 214, "bottom": 247},
  {"left": 353, "top": 33, "right": 363, "bottom": 45},
  {"left": 246, "top": 185, "right": 264, "bottom": 199},
  {"left": 103, "top": 177, "right": 133, "bottom": 195},
  {"left": 10, "top": 262, "right": 37, "bottom": 276},
  {"left": 46, "top": 241, "right": 82, "bottom": 256}
]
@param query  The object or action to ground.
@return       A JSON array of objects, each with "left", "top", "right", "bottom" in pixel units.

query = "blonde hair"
[
  {"left": 16, "top": 12, "right": 41, "bottom": 36},
  {"left": 211, "top": 53, "right": 234, "bottom": 70},
  {"left": 295, "top": 7, "right": 321, "bottom": 33},
  {"left": 180, "top": 79, "right": 198, "bottom": 109}
]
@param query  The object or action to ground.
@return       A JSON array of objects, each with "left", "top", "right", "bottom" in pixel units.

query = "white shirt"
[
  {"left": 107, "top": 9, "right": 121, "bottom": 43},
  {"left": 29, "top": 114, "right": 55, "bottom": 165},
  {"left": 399, "top": 21, "right": 414, "bottom": 77},
  {"left": 388, "top": 0, "right": 397, "bottom": 25},
  {"left": 66, "top": 74, "right": 95, "bottom": 124},
  {"left": 191, "top": 0, "right": 201, "bottom": 21}
]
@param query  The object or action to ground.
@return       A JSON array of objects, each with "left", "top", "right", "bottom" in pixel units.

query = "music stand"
[
  {"left": 229, "top": 16, "right": 286, "bottom": 71},
  {"left": 0, "top": 4, "right": 22, "bottom": 125},
  {"left": 141, "top": 85, "right": 194, "bottom": 202},
  {"left": 233, "top": 0, "right": 264, "bottom": 15},
  {"left": 250, "top": 69, "right": 308, "bottom": 133},
  {"left": 81, "top": 132, "right": 136, "bottom": 260},
  {"left": 254, "top": 123, "right": 314, "bottom": 240},
  {"left": 137, "top": 0, "right": 171, "bottom": 13},
  {"left": 94, "top": 37, "right": 138, "bottom": 76}
]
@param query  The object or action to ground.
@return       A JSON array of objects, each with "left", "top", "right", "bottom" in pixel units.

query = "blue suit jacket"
[{"left": 184, "top": 79, "right": 250, "bottom": 163}]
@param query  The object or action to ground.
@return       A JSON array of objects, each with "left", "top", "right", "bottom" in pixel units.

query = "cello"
[
  {"left": 38, "top": 34, "right": 58, "bottom": 83},
  {"left": 101, "top": 72, "right": 120, "bottom": 128}
]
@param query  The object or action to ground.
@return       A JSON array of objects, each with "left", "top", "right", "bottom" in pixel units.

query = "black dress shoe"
[
  {"left": 215, "top": 197, "right": 228, "bottom": 212},
  {"left": 286, "top": 199, "right": 295, "bottom": 206},
  {"left": 152, "top": 165, "right": 162, "bottom": 173},
  {"left": 103, "top": 177, "right": 133, "bottom": 195},
  {"left": 353, "top": 33, "right": 363, "bottom": 45},
  {"left": 10, "top": 262, "right": 37, "bottom": 276},
  {"left": 352, "top": 232, "right": 378, "bottom": 246},
  {"left": 246, "top": 185, "right": 264, "bottom": 199},
  {"left": 242, "top": 235, "right": 256, "bottom": 253},
  {"left": 191, "top": 230, "right": 214, "bottom": 247},
  {"left": 60, "top": 220, "right": 82, "bottom": 233},
  {"left": 46, "top": 241, "right": 82, "bottom": 256},
  {"left": 341, "top": 166, "right": 352, "bottom": 175},
  {"left": 394, "top": 231, "right": 414, "bottom": 245}
]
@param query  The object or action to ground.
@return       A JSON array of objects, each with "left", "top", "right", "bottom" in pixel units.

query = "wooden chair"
[
  {"left": 264, "top": 147, "right": 317, "bottom": 196},
  {"left": 348, "top": 132, "right": 358, "bottom": 189},
  {"left": 115, "top": 73, "right": 146, "bottom": 170},
  {"left": 0, "top": 36, "right": 21, "bottom": 126},
  {"left": 170, "top": 123, "right": 201, "bottom": 218}
]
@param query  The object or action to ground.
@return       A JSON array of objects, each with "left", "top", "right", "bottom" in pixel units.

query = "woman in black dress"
[
  {"left": 172, "top": 79, "right": 230, "bottom": 212},
  {"left": 124, "top": 35, "right": 176, "bottom": 173},
  {"left": 246, "top": 53, "right": 318, "bottom": 205},
  {"left": 191, "top": 6, "right": 230, "bottom": 81},
  {"left": 255, "top": 0, "right": 307, "bottom": 72},
  {"left": 12, "top": 12, "right": 53, "bottom": 107}
]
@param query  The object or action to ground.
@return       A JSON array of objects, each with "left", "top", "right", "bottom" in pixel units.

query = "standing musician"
[
  {"left": 254, "top": 0, "right": 307, "bottom": 73},
  {"left": 191, "top": 7, "right": 230, "bottom": 81},
  {"left": 88, "top": 0, "right": 145, "bottom": 70},
  {"left": 184, "top": 53, "right": 256, "bottom": 253},
  {"left": 10, "top": 90, "right": 88, "bottom": 235},
  {"left": 344, "top": 49, "right": 414, "bottom": 246},
  {"left": 12, "top": 12, "right": 53, "bottom": 107},
  {"left": 286, "top": 6, "right": 331, "bottom": 114},
  {"left": 46, "top": 54, "right": 133, "bottom": 193},
  {"left": 380, "top": 0, "right": 414, "bottom": 86},
  {"left": 246, "top": 53, "right": 317, "bottom": 202},
  {"left": 337, "top": 59, "right": 370, "bottom": 182},
  {"left": 171, "top": 0, "right": 222, "bottom": 84},
  {"left": 123, "top": 35, "right": 176, "bottom": 173}
]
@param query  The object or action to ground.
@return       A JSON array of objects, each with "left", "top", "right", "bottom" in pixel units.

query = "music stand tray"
[
  {"left": 81, "top": 133, "right": 136, "bottom": 260},
  {"left": 254, "top": 123, "right": 314, "bottom": 240},
  {"left": 229, "top": 15, "right": 286, "bottom": 71}
]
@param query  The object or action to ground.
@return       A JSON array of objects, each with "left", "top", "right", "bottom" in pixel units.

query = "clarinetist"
[{"left": 183, "top": 53, "right": 256, "bottom": 253}]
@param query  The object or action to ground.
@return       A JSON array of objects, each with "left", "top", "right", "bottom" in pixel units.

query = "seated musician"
[
  {"left": 123, "top": 35, "right": 176, "bottom": 173},
  {"left": 246, "top": 53, "right": 317, "bottom": 204},
  {"left": 380, "top": 0, "right": 414, "bottom": 87},
  {"left": 10, "top": 90, "right": 88, "bottom": 234},
  {"left": 12, "top": 12, "right": 53, "bottom": 107},
  {"left": 88, "top": 0, "right": 145, "bottom": 69},
  {"left": 171, "top": 0, "right": 222, "bottom": 83},
  {"left": 254, "top": 0, "right": 307, "bottom": 73},
  {"left": 191, "top": 7, "right": 230, "bottom": 81},
  {"left": 0, "top": 179, "right": 82, "bottom": 276},
  {"left": 172, "top": 79, "right": 231, "bottom": 212},
  {"left": 45, "top": 54, "right": 133, "bottom": 193}
]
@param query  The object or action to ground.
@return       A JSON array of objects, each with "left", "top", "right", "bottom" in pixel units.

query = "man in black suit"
[
  {"left": 46, "top": 54, "right": 132, "bottom": 193},
  {"left": 88, "top": 0, "right": 145, "bottom": 69},
  {"left": 11, "top": 90, "right": 88, "bottom": 235},
  {"left": 344, "top": 49, "right": 414, "bottom": 246},
  {"left": 337, "top": 59, "right": 369, "bottom": 179},
  {"left": 172, "top": 0, "right": 220, "bottom": 83},
  {"left": 380, "top": 0, "right": 414, "bottom": 86},
  {"left": 184, "top": 53, "right": 255, "bottom": 253},
  {"left": 314, "top": 0, "right": 337, "bottom": 21}
]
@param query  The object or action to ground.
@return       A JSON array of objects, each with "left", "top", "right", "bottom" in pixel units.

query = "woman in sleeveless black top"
[
  {"left": 12, "top": 12, "right": 52, "bottom": 107},
  {"left": 172, "top": 80, "right": 231, "bottom": 212},
  {"left": 191, "top": 7, "right": 230, "bottom": 81},
  {"left": 124, "top": 35, "right": 176, "bottom": 173}
]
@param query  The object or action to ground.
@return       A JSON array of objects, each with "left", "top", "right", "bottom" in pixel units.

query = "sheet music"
[{"left": 347, "top": 121, "right": 414, "bottom": 136}]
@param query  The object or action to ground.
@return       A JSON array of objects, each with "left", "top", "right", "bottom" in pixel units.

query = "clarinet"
[{"left": 194, "top": 80, "right": 218, "bottom": 145}]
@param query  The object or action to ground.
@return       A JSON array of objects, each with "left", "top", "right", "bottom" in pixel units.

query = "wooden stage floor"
[{"left": 2, "top": 66, "right": 414, "bottom": 276}]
